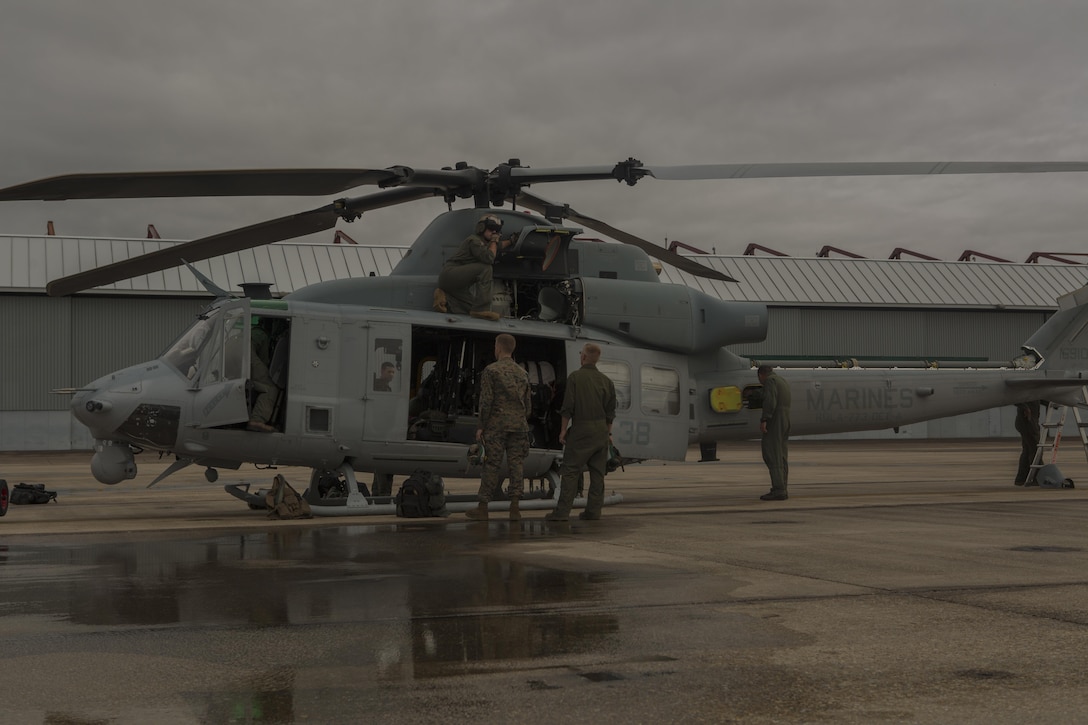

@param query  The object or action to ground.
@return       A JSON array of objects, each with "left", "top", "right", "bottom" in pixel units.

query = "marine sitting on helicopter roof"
[{"left": 433, "top": 213, "right": 517, "bottom": 321}]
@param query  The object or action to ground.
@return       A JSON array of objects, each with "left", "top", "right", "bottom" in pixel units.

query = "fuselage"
[
  {"left": 71, "top": 293, "right": 1084, "bottom": 486},
  {"left": 68, "top": 207, "right": 1088, "bottom": 486}
]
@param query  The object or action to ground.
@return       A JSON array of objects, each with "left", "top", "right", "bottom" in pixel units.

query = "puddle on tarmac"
[{"left": 0, "top": 523, "right": 619, "bottom": 673}]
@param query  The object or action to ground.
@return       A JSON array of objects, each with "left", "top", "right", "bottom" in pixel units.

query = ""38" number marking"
[{"left": 613, "top": 420, "right": 651, "bottom": 446}]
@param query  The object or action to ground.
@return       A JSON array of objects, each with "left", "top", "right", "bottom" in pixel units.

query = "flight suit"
[
  {"left": 477, "top": 357, "right": 532, "bottom": 502},
  {"left": 761, "top": 371, "right": 792, "bottom": 496},
  {"left": 438, "top": 234, "right": 496, "bottom": 314},
  {"left": 1014, "top": 400, "right": 1041, "bottom": 484},
  {"left": 249, "top": 325, "right": 280, "bottom": 427},
  {"left": 554, "top": 363, "right": 617, "bottom": 519}
]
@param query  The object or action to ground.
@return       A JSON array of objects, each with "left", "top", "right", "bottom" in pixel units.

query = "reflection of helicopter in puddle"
[
  {"left": 6, "top": 527, "right": 617, "bottom": 678},
  {"left": 5, "top": 158, "right": 1088, "bottom": 515}
]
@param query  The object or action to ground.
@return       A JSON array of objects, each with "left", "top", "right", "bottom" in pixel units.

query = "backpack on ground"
[
  {"left": 264, "top": 474, "right": 312, "bottom": 519},
  {"left": 1036, "top": 463, "right": 1075, "bottom": 489},
  {"left": 395, "top": 470, "right": 448, "bottom": 518},
  {"left": 9, "top": 482, "right": 58, "bottom": 505}
]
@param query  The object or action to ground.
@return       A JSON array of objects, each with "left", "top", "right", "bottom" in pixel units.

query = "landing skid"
[{"left": 224, "top": 467, "right": 624, "bottom": 517}]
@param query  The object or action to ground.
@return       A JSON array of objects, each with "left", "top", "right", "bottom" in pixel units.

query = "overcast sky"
[{"left": 2, "top": 0, "right": 1088, "bottom": 265}]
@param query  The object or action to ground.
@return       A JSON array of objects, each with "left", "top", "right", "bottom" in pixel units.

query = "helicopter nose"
[
  {"left": 81, "top": 398, "right": 114, "bottom": 414},
  {"left": 69, "top": 365, "right": 183, "bottom": 458},
  {"left": 71, "top": 389, "right": 116, "bottom": 432},
  {"left": 70, "top": 378, "right": 141, "bottom": 437}
]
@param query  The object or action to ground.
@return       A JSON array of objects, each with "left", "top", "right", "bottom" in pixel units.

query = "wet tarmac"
[{"left": 3, "top": 440, "right": 1088, "bottom": 723}]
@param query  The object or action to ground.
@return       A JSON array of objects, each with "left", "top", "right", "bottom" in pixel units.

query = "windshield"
[{"left": 161, "top": 309, "right": 219, "bottom": 379}]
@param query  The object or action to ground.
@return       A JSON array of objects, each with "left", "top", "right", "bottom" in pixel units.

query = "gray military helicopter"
[{"left": 4, "top": 158, "right": 1088, "bottom": 515}]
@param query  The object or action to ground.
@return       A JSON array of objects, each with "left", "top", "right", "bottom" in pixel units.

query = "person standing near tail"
[
  {"left": 466, "top": 333, "right": 532, "bottom": 521},
  {"left": 757, "top": 364, "right": 791, "bottom": 501},
  {"left": 1014, "top": 400, "right": 1042, "bottom": 485},
  {"left": 546, "top": 343, "right": 617, "bottom": 522}
]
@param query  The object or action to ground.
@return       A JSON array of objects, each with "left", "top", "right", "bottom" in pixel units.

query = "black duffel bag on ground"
[{"left": 9, "top": 482, "right": 58, "bottom": 505}]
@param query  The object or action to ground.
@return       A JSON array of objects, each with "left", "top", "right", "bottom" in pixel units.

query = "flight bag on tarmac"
[
  {"left": 264, "top": 474, "right": 312, "bottom": 519},
  {"left": 1036, "top": 463, "right": 1075, "bottom": 489},
  {"left": 395, "top": 470, "right": 449, "bottom": 518},
  {"left": 10, "top": 482, "right": 58, "bottom": 505}
]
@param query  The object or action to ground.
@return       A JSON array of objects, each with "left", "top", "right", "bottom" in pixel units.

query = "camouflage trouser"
[
  {"left": 761, "top": 432, "right": 789, "bottom": 494},
  {"left": 478, "top": 430, "right": 530, "bottom": 502},
  {"left": 437, "top": 262, "right": 493, "bottom": 314},
  {"left": 554, "top": 439, "right": 609, "bottom": 517}
]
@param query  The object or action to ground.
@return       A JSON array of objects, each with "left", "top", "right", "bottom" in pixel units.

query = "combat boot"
[
  {"left": 465, "top": 501, "right": 489, "bottom": 520},
  {"left": 509, "top": 498, "right": 521, "bottom": 521},
  {"left": 432, "top": 288, "right": 448, "bottom": 312}
]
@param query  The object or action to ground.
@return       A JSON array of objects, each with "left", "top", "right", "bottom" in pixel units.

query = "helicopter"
[{"left": 3, "top": 158, "right": 1088, "bottom": 516}]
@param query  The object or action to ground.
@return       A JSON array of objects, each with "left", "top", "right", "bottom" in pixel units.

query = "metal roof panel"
[{"left": 3, "top": 234, "right": 1087, "bottom": 309}]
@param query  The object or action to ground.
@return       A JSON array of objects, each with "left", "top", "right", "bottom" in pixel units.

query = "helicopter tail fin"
[
  {"left": 1019, "top": 284, "right": 1088, "bottom": 372},
  {"left": 182, "top": 259, "right": 231, "bottom": 300}
]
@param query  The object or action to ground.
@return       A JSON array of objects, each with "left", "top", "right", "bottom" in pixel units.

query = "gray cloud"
[{"left": 2, "top": 0, "right": 1088, "bottom": 265}]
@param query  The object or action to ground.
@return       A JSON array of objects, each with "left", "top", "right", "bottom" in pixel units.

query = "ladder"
[{"left": 1028, "top": 387, "right": 1088, "bottom": 483}]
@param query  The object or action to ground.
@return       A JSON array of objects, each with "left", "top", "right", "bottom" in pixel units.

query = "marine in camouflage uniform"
[
  {"left": 547, "top": 343, "right": 617, "bottom": 522},
  {"left": 437, "top": 214, "right": 511, "bottom": 318},
  {"left": 757, "top": 365, "right": 791, "bottom": 500},
  {"left": 466, "top": 333, "right": 532, "bottom": 521}
]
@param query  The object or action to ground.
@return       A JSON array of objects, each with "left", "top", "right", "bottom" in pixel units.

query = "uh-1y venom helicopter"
[{"left": 4, "top": 158, "right": 1088, "bottom": 516}]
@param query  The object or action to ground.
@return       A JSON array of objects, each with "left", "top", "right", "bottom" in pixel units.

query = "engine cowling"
[{"left": 579, "top": 277, "right": 768, "bottom": 354}]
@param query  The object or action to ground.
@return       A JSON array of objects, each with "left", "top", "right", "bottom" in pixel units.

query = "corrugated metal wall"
[
  {"left": 0, "top": 295, "right": 208, "bottom": 411},
  {"left": 0, "top": 295, "right": 71, "bottom": 409},
  {"left": 70, "top": 297, "right": 206, "bottom": 388}
]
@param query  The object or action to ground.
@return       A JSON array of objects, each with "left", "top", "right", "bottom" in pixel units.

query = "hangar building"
[{"left": 2, "top": 232, "right": 1086, "bottom": 451}]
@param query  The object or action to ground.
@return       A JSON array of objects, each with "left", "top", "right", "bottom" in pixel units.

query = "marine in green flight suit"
[
  {"left": 757, "top": 365, "right": 791, "bottom": 501},
  {"left": 247, "top": 321, "right": 280, "bottom": 432},
  {"left": 1014, "top": 399, "right": 1042, "bottom": 485},
  {"left": 546, "top": 343, "right": 617, "bottom": 522},
  {"left": 437, "top": 213, "right": 511, "bottom": 319}
]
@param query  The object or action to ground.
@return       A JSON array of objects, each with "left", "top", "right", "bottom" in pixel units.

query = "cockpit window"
[
  {"left": 221, "top": 307, "right": 247, "bottom": 382},
  {"left": 161, "top": 309, "right": 219, "bottom": 379}
]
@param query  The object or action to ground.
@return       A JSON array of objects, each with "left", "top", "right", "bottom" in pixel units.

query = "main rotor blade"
[
  {"left": 46, "top": 187, "right": 439, "bottom": 296},
  {"left": 46, "top": 207, "right": 338, "bottom": 296},
  {"left": 509, "top": 160, "right": 1088, "bottom": 186},
  {"left": 509, "top": 166, "right": 619, "bottom": 184},
  {"left": 12, "top": 160, "right": 1088, "bottom": 202},
  {"left": 517, "top": 190, "right": 737, "bottom": 283},
  {"left": 641, "top": 161, "right": 1088, "bottom": 180},
  {"left": 0, "top": 168, "right": 406, "bottom": 200}
]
